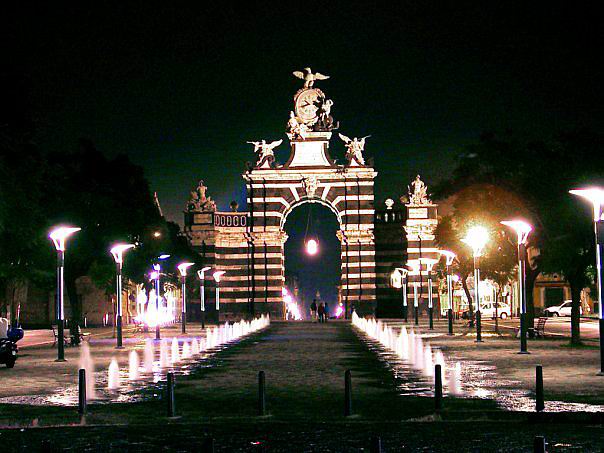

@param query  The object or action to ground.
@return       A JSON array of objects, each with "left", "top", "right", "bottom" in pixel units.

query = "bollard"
[
  {"left": 202, "top": 437, "right": 215, "bottom": 453},
  {"left": 535, "top": 365, "right": 544, "bottom": 412},
  {"left": 344, "top": 369, "right": 352, "bottom": 416},
  {"left": 167, "top": 372, "right": 176, "bottom": 417},
  {"left": 78, "top": 368, "right": 87, "bottom": 415},
  {"left": 533, "top": 435, "right": 546, "bottom": 453},
  {"left": 258, "top": 370, "right": 266, "bottom": 416},
  {"left": 434, "top": 364, "right": 443, "bottom": 412},
  {"left": 370, "top": 436, "right": 382, "bottom": 453}
]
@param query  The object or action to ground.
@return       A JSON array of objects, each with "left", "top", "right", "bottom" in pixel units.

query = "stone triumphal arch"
[{"left": 185, "top": 69, "right": 439, "bottom": 319}]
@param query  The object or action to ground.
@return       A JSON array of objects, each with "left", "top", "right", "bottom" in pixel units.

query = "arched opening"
[{"left": 283, "top": 202, "right": 342, "bottom": 320}]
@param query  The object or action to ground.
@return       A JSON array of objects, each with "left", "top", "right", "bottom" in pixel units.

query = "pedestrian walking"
[
  {"left": 318, "top": 302, "right": 325, "bottom": 323},
  {"left": 310, "top": 299, "right": 318, "bottom": 322},
  {"left": 324, "top": 302, "right": 329, "bottom": 322}
]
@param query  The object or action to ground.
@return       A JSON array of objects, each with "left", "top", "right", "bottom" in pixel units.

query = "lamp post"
[
  {"left": 462, "top": 226, "right": 489, "bottom": 343},
  {"left": 110, "top": 243, "right": 135, "bottom": 349},
  {"left": 569, "top": 188, "right": 604, "bottom": 375},
  {"left": 420, "top": 258, "right": 438, "bottom": 330},
  {"left": 197, "top": 266, "right": 211, "bottom": 328},
  {"left": 501, "top": 220, "right": 532, "bottom": 354},
  {"left": 439, "top": 250, "right": 456, "bottom": 335},
  {"left": 49, "top": 226, "right": 81, "bottom": 362},
  {"left": 213, "top": 270, "right": 226, "bottom": 321},
  {"left": 151, "top": 254, "right": 170, "bottom": 340},
  {"left": 408, "top": 261, "right": 421, "bottom": 325},
  {"left": 177, "top": 262, "right": 195, "bottom": 334},
  {"left": 391, "top": 267, "right": 409, "bottom": 322}
]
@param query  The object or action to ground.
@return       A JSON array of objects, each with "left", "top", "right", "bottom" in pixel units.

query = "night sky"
[{"left": 7, "top": 3, "right": 603, "bottom": 303}]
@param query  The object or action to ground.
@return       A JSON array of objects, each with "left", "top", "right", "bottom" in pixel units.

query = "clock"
[{"left": 294, "top": 88, "right": 323, "bottom": 125}]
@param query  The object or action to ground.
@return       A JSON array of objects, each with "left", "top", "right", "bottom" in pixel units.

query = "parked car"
[
  {"left": 461, "top": 302, "right": 511, "bottom": 319},
  {"left": 544, "top": 300, "right": 582, "bottom": 317}
]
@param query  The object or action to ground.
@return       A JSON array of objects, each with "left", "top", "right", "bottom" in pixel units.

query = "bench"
[{"left": 51, "top": 324, "right": 89, "bottom": 346}]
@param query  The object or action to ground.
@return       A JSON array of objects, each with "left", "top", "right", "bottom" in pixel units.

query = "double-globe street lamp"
[
  {"left": 462, "top": 226, "right": 489, "bottom": 343},
  {"left": 439, "top": 250, "right": 457, "bottom": 336},
  {"left": 151, "top": 254, "right": 171, "bottom": 340},
  {"left": 420, "top": 258, "right": 438, "bottom": 330},
  {"left": 390, "top": 267, "right": 409, "bottom": 322},
  {"left": 197, "top": 266, "right": 212, "bottom": 329},
  {"left": 177, "top": 262, "right": 195, "bottom": 334},
  {"left": 49, "top": 226, "right": 81, "bottom": 362},
  {"left": 110, "top": 243, "right": 136, "bottom": 349},
  {"left": 569, "top": 188, "right": 604, "bottom": 375},
  {"left": 407, "top": 261, "right": 421, "bottom": 325},
  {"left": 501, "top": 220, "right": 532, "bottom": 354}
]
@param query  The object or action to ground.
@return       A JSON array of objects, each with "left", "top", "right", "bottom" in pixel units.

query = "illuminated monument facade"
[{"left": 185, "top": 70, "right": 438, "bottom": 319}]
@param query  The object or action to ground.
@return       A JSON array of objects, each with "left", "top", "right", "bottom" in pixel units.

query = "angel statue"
[
  {"left": 408, "top": 175, "right": 430, "bottom": 205},
  {"left": 247, "top": 139, "right": 283, "bottom": 168},
  {"left": 339, "top": 133, "right": 370, "bottom": 166},
  {"left": 293, "top": 68, "right": 329, "bottom": 88},
  {"left": 287, "top": 111, "right": 309, "bottom": 139}
]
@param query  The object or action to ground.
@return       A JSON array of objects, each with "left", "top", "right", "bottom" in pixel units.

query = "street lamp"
[
  {"left": 420, "top": 258, "right": 438, "bottom": 330},
  {"left": 177, "top": 262, "right": 195, "bottom": 334},
  {"left": 569, "top": 187, "right": 604, "bottom": 375},
  {"left": 49, "top": 226, "right": 81, "bottom": 361},
  {"left": 439, "top": 250, "right": 456, "bottom": 335},
  {"left": 501, "top": 220, "right": 532, "bottom": 354},
  {"left": 391, "top": 267, "right": 409, "bottom": 322},
  {"left": 462, "top": 225, "right": 489, "bottom": 343},
  {"left": 197, "top": 266, "right": 211, "bottom": 328},
  {"left": 213, "top": 271, "right": 226, "bottom": 320},
  {"left": 151, "top": 254, "right": 170, "bottom": 340},
  {"left": 407, "top": 261, "right": 421, "bottom": 325},
  {"left": 110, "top": 243, "right": 135, "bottom": 349}
]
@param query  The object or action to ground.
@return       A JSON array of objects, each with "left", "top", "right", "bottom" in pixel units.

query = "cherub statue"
[
  {"left": 408, "top": 175, "right": 430, "bottom": 205},
  {"left": 316, "top": 98, "right": 337, "bottom": 131},
  {"left": 287, "top": 111, "right": 309, "bottom": 139},
  {"left": 339, "top": 133, "right": 370, "bottom": 166},
  {"left": 247, "top": 139, "right": 283, "bottom": 168}
]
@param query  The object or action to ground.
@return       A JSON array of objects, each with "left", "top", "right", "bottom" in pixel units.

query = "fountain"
[
  {"left": 423, "top": 345, "right": 434, "bottom": 378},
  {"left": 108, "top": 359, "right": 120, "bottom": 390},
  {"left": 159, "top": 339, "right": 169, "bottom": 368},
  {"left": 448, "top": 362, "right": 462, "bottom": 396},
  {"left": 171, "top": 337, "right": 180, "bottom": 364},
  {"left": 78, "top": 342, "right": 96, "bottom": 399},
  {"left": 144, "top": 339, "right": 154, "bottom": 373},
  {"left": 129, "top": 350, "right": 140, "bottom": 380},
  {"left": 434, "top": 349, "right": 446, "bottom": 384},
  {"left": 191, "top": 338, "right": 200, "bottom": 355},
  {"left": 182, "top": 341, "right": 191, "bottom": 359},
  {"left": 414, "top": 334, "right": 425, "bottom": 371}
]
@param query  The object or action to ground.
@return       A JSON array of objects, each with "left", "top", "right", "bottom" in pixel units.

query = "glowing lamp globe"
[{"left": 306, "top": 239, "right": 319, "bottom": 256}]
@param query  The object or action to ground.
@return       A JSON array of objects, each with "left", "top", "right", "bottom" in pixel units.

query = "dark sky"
[{"left": 7, "top": 3, "right": 603, "bottom": 309}]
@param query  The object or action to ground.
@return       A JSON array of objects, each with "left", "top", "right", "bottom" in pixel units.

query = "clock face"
[{"left": 294, "top": 88, "right": 321, "bottom": 124}]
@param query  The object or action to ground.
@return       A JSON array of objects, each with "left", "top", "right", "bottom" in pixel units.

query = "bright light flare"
[
  {"left": 462, "top": 225, "right": 489, "bottom": 257},
  {"left": 110, "top": 243, "right": 135, "bottom": 264},
  {"left": 49, "top": 226, "right": 81, "bottom": 251},
  {"left": 306, "top": 239, "right": 319, "bottom": 256},
  {"left": 501, "top": 220, "right": 532, "bottom": 245},
  {"left": 282, "top": 287, "right": 302, "bottom": 320},
  {"left": 569, "top": 188, "right": 604, "bottom": 221}
]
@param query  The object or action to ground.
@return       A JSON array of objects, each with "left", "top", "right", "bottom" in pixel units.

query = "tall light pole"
[
  {"left": 177, "top": 262, "right": 195, "bottom": 334},
  {"left": 439, "top": 250, "right": 456, "bottom": 336},
  {"left": 391, "top": 267, "right": 408, "bottom": 322},
  {"left": 501, "top": 220, "right": 532, "bottom": 354},
  {"left": 49, "top": 226, "right": 81, "bottom": 362},
  {"left": 420, "top": 258, "right": 438, "bottom": 330},
  {"left": 197, "top": 266, "right": 211, "bottom": 328},
  {"left": 213, "top": 270, "right": 226, "bottom": 321},
  {"left": 110, "top": 243, "right": 135, "bottom": 349},
  {"left": 408, "top": 261, "right": 421, "bottom": 325},
  {"left": 569, "top": 188, "right": 604, "bottom": 375},
  {"left": 462, "top": 226, "right": 489, "bottom": 343},
  {"left": 151, "top": 254, "right": 170, "bottom": 340}
]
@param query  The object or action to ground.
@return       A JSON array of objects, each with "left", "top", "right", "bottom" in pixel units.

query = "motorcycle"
[{"left": 0, "top": 338, "right": 18, "bottom": 368}]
